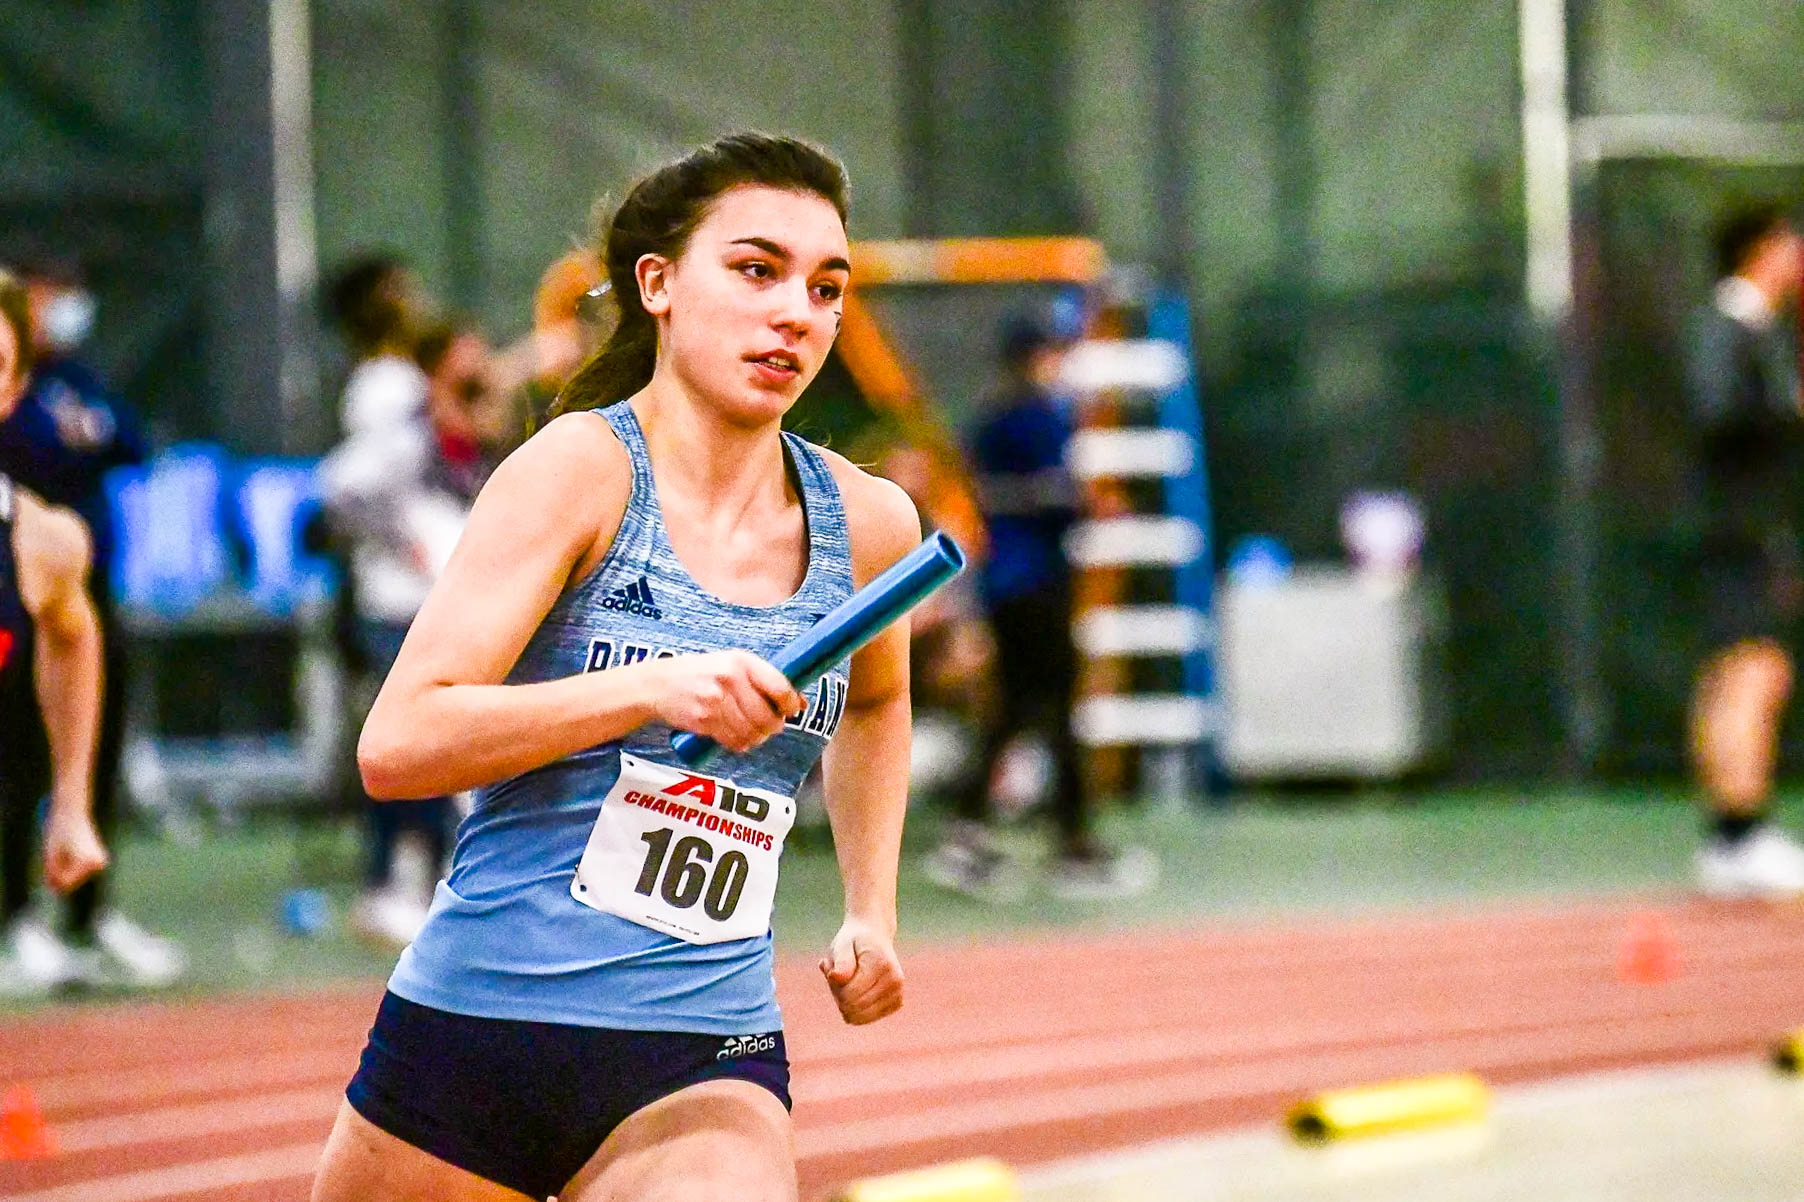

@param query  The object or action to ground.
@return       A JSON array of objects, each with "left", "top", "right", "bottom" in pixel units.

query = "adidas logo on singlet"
[{"left": 601, "top": 575, "right": 663, "bottom": 620}]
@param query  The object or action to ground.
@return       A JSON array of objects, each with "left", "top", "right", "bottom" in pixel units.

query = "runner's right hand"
[
  {"left": 43, "top": 807, "right": 110, "bottom": 895},
  {"left": 647, "top": 650, "right": 804, "bottom": 754}
]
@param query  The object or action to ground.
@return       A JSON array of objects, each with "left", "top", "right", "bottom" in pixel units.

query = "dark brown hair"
[
  {"left": 414, "top": 316, "right": 480, "bottom": 378},
  {"left": 551, "top": 132, "right": 849, "bottom": 417},
  {"left": 0, "top": 267, "right": 31, "bottom": 385},
  {"left": 325, "top": 251, "right": 414, "bottom": 357}
]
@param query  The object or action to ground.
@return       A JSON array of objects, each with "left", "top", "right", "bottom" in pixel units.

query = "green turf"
[{"left": 6, "top": 783, "right": 1794, "bottom": 1011}]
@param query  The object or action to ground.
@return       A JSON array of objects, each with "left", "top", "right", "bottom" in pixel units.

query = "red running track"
[{"left": 2, "top": 896, "right": 1802, "bottom": 1201}]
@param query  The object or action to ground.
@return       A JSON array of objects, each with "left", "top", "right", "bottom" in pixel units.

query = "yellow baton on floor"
[
  {"left": 1772, "top": 1030, "right": 1804, "bottom": 1072},
  {"left": 1287, "top": 1072, "right": 1490, "bottom": 1142},
  {"left": 836, "top": 1156, "right": 1019, "bottom": 1202}
]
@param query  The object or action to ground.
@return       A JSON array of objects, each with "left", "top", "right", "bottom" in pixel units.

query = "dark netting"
[{"left": 1206, "top": 280, "right": 1560, "bottom": 779}]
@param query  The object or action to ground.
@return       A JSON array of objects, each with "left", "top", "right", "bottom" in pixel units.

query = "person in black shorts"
[{"left": 1686, "top": 204, "right": 1804, "bottom": 897}]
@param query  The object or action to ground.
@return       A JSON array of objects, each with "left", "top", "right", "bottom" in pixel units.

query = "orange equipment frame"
[{"left": 837, "top": 236, "right": 1109, "bottom": 559}]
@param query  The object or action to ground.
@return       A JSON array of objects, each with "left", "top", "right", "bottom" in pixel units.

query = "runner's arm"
[
  {"left": 821, "top": 469, "right": 920, "bottom": 934},
  {"left": 359, "top": 415, "right": 801, "bottom": 799},
  {"left": 15, "top": 493, "right": 110, "bottom": 892},
  {"left": 358, "top": 415, "right": 647, "bottom": 797},
  {"left": 816, "top": 464, "right": 919, "bottom": 1024},
  {"left": 16, "top": 497, "right": 102, "bottom": 822}
]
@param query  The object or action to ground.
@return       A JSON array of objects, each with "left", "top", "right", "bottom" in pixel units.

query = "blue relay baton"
[{"left": 670, "top": 531, "right": 966, "bottom": 767}]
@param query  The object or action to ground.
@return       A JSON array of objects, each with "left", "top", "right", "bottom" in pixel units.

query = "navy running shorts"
[{"left": 345, "top": 991, "right": 790, "bottom": 1199}]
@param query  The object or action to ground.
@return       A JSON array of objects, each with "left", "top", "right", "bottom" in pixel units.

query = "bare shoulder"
[
  {"left": 479, "top": 411, "right": 630, "bottom": 529},
  {"left": 13, "top": 489, "right": 92, "bottom": 586},
  {"left": 815, "top": 444, "right": 922, "bottom": 585},
  {"left": 490, "top": 410, "right": 628, "bottom": 496}
]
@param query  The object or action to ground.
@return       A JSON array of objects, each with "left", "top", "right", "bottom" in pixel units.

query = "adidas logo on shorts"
[
  {"left": 717, "top": 1033, "right": 777, "bottom": 1060},
  {"left": 601, "top": 575, "right": 663, "bottom": 620}
]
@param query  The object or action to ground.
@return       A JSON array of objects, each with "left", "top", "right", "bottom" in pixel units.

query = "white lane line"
[
  {"left": 792, "top": 1008, "right": 1792, "bottom": 1162},
  {"left": 55, "top": 1086, "right": 341, "bottom": 1153},
  {"left": 792, "top": 963, "right": 1803, "bottom": 1106},
  {"left": 1, "top": 1142, "right": 321, "bottom": 1202},
  {"left": 34, "top": 1050, "right": 350, "bottom": 1111}
]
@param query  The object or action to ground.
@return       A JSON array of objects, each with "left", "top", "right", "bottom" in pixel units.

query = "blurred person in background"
[
  {"left": 1687, "top": 204, "right": 1804, "bottom": 898},
  {"left": 325, "top": 252, "right": 431, "bottom": 439},
  {"left": 0, "top": 267, "right": 116, "bottom": 992},
  {"left": 925, "top": 314, "right": 1153, "bottom": 900},
  {"left": 321, "top": 317, "right": 501, "bottom": 946},
  {"left": 0, "top": 258, "right": 181, "bottom": 989},
  {"left": 860, "top": 432, "right": 995, "bottom": 794}
]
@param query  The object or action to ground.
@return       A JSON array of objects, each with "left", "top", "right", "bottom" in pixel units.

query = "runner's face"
[
  {"left": 647, "top": 185, "right": 848, "bottom": 426},
  {"left": 0, "top": 312, "right": 23, "bottom": 420},
  {"left": 427, "top": 331, "right": 491, "bottom": 442}
]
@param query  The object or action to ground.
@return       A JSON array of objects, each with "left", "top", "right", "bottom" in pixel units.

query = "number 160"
[{"left": 634, "top": 828, "right": 749, "bottom": 922}]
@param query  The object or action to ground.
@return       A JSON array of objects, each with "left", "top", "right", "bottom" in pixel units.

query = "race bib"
[{"left": 571, "top": 752, "right": 795, "bottom": 944}]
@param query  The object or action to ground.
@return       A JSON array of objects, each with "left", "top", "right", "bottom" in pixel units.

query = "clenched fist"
[
  {"left": 819, "top": 917, "right": 904, "bottom": 1025},
  {"left": 43, "top": 807, "right": 109, "bottom": 895},
  {"left": 648, "top": 650, "right": 803, "bottom": 755}
]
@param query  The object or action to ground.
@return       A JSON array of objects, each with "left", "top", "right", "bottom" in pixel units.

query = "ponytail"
[{"left": 553, "top": 303, "right": 656, "bottom": 416}]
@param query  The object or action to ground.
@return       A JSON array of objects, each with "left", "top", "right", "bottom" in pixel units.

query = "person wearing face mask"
[
  {"left": 0, "top": 257, "right": 181, "bottom": 990},
  {"left": 0, "top": 267, "right": 112, "bottom": 1000}
]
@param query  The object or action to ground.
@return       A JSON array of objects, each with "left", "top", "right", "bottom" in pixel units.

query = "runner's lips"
[
  {"left": 748, "top": 351, "right": 801, "bottom": 387},
  {"left": 748, "top": 350, "right": 801, "bottom": 373}
]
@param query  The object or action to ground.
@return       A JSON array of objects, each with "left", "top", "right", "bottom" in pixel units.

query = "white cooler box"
[{"left": 1218, "top": 567, "right": 1446, "bottom": 780}]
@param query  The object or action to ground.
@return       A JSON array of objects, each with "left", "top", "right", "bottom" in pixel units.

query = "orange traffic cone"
[
  {"left": 1618, "top": 912, "right": 1679, "bottom": 985},
  {"left": 0, "top": 1085, "right": 56, "bottom": 1159}
]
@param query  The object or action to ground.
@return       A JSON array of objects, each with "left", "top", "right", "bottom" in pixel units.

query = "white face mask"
[{"left": 41, "top": 289, "right": 95, "bottom": 353}]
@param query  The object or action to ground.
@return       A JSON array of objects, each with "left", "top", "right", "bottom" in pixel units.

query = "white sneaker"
[
  {"left": 923, "top": 825, "right": 1020, "bottom": 902},
  {"left": 0, "top": 914, "right": 81, "bottom": 995},
  {"left": 1696, "top": 826, "right": 1804, "bottom": 899},
  {"left": 91, "top": 912, "right": 187, "bottom": 988},
  {"left": 1049, "top": 844, "right": 1160, "bottom": 902},
  {"left": 350, "top": 888, "right": 428, "bottom": 949}
]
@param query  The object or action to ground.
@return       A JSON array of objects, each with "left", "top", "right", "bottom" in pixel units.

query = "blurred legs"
[{"left": 1691, "top": 638, "right": 1791, "bottom": 814}]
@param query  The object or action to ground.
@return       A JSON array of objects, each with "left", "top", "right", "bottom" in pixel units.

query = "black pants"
[
  {"left": 956, "top": 587, "right": 1087, "bottom": 844},
  {"left": 0, "top": 608, "right": 126, "bottom": 935}
]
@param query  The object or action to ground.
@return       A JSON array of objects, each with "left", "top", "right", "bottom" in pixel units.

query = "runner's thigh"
[
  {"left": 563, "top": 1078, "right": 797, "bottom": 1202},
  {"left": 312, "top": 1100, "right": 536, "bottom": 1202}
]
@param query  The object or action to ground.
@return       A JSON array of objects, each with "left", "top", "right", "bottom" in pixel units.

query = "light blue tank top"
[{"left": 388, "top": 402, "right": 855, "bottom": 1033}]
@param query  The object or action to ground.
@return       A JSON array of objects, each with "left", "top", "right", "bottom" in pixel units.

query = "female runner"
[{"left": 313, "top": 132, "right": 917, "bottom": 1202}]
